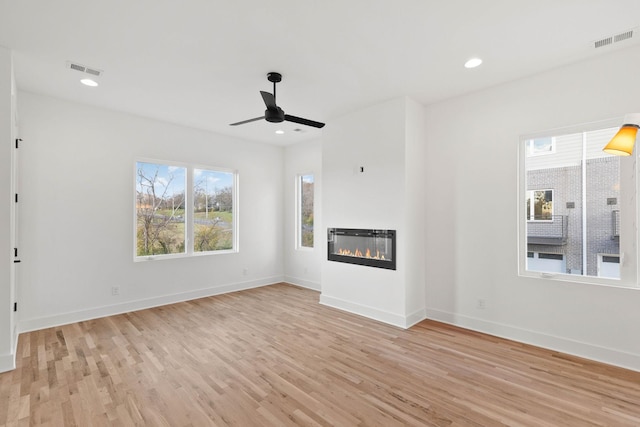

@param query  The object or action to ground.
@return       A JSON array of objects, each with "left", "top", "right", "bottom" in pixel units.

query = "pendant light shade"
[
  {"left": 603, "top": 113, "right": 640, "bottom": 156},
  {"left": 603, "top": 125, "right": 639, "bottom": 156}
]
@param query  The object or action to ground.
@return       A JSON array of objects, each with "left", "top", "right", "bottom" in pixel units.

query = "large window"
[
  {"left": 519, "top": 122, "right": 637, "bottom": 286},
  {"left": 297, "top": 174, "right": 314, "bottom": 248},
  {"left": 135, "top": 160, "right": 237, "bottom": 260}
]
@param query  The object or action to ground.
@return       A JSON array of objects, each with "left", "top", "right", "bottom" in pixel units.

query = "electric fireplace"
[{"left": 327, "top": 228, "right": 396, "bottom": 270}]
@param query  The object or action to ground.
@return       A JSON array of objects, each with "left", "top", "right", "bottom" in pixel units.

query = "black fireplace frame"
[{"left": 327, "top": 228, "right": 396, "bottom": 270}]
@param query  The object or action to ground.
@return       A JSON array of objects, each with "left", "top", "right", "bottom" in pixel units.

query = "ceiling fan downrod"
[{"left": 267, "top": 72, "right": 282, "bottom": 104}]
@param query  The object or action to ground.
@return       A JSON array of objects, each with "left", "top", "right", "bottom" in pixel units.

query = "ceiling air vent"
[
  {"left": 594, "top": 37, "right": 613, "bottom": 49},
  {"left": 593, "top": 28, "right": 636, "bottom": 49},
  {"left": 614, "top": 30, "right": 633, "bottom": 43},
  {"left": 66, "top": 61, "right": 103, "bottom": 77}
]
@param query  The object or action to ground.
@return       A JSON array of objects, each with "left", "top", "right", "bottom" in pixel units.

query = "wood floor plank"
[{"left": 1, "top": 283, "right": 640, "bottom": 426}]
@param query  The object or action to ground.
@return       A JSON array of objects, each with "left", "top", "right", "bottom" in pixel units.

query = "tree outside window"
[
  {"left": 136, "top": 162, "right": 186, "bottom": 256},
  {"left": 193, "top": 169, "right": 234, "bottom": 252},
  {"left": 299, "top": 174, "right": 314, "bottom": 248}
]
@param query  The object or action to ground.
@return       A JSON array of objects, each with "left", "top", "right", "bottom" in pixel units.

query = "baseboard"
[
  {"left": 283, "top": 275, "right": 321, "bottom": 291},
  {"left": 0, "top": 320, "right": 20, "bottom": 373},
  {"left": 320, "top": 294, "right": 422, "bottom": 329},
  {"left": 425, "top": 308, "right": 640, "bottom": 373},
  {"left": 19, "top": 276, "right": 284, "bottom": 334},
  {"left": 0, "top": 350, "right": 16, "bottom": 374},
  {"left": 405, "top": 308, "right": 427, "bottom": 328}
]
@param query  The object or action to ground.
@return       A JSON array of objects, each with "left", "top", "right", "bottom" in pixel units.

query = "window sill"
[
  {"left": 519, "top": 270, "right": 639, "bottom": 290},
  {"left": 134, "top": 249, "right": 238, "bottom": 262}
]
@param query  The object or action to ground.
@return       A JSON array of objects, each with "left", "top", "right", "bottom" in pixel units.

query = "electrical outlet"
[
  {"left": 111, "top": 286, "right": 120, "bottom": 296},
  {"left": 243, "top": 268, "right": 249, "bottom": 276},
  {"left": 476, "top": 298, "right": 486, "bottom": 310},
  {"left": 304, "top": 267, "right": 308, "bottom": 274}
]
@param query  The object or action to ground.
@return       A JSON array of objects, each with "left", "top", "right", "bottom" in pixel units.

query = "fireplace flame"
[{"left": 337, "top": 247, "right": 386, "bottom": 260}]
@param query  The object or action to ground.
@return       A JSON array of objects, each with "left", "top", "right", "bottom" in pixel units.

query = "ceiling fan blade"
[
  {"left": 260, "top": 91, "right": 277, "bottom": 109},
  {"left": 229, "top": 116, "right": 265, "bottom": 126},
  {"left": 284, "top": 114, "right": 325, "bottom": 129}
]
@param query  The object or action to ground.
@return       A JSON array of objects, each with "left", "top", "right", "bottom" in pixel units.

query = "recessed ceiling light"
[
  {"left": 464, "top": 58, "right": 483, "bottom": 69},
  {"left": 275, "top": 130, "right": 284, "bottom": 135},
  {"left": 80, "top": 78, "right": 99, "bottom": 87}
]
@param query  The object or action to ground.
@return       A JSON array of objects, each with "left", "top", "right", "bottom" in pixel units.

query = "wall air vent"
[
  {"left": 593, "top": 28, "right": 636, "bottom": 49},
  {"left": 66, "top": 61, "right": 103, "bottom": 77}
]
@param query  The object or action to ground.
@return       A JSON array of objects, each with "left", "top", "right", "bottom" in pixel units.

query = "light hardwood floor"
[{"left": 1, "top": 283, "right": 639, "bottom": 426}]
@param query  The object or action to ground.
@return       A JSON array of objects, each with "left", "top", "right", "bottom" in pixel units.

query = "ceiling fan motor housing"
[
  {"left": 265, "top": 107, "right": 285, "bottom": 123},
  {"left": 267, "top": 72, "right": 282, "bottom": 83}
]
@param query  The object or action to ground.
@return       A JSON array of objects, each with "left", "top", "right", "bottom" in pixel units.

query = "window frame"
[
  {"left": 517, "top": 118, "right": 638, "bottom": 288},
  {"left": 134, "top": 159, "right": 188, "bottom": 261},
  {"left": 296, "top": 172, "right": 315, "bottom": 250},
  {"left": 191, "top": 164, "right": 239, "bottom": 257},
  {"left": 133, "top": 158, "right": 238, "bottom": 262}
]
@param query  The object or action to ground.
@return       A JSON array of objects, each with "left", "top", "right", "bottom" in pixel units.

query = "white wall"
[
  {"left": 404, "top": 98, "right": 426, "bottom": 319},
  {"left": 0, "top": 46, "right": 16, "bottom": 373},
  {"left": 283, "top": 139, "right": 322, "bottom": 291},
  {"left": 424, "top": 44, "right": 640, "bottom": 371},
  {"left": 321, "top": 97, "right": 426, "bottom": 327},
  {"left": 17, "top": 91, "right": 285, "bottom": 332}
]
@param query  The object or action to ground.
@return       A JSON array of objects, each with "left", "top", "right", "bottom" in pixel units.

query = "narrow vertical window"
[
  {"left": 136, "top": 162, "right": 186, "bottom": 256},
  {"left": 298, "top": 174, "right": 314, "bottom": 248},
  {"left": 193, "top": 169, "right": 235, "bottom": 252}
]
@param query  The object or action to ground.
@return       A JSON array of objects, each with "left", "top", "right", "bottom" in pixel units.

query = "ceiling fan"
[{"left": 230, "top": 72, "right": 325, "bottom": 129}]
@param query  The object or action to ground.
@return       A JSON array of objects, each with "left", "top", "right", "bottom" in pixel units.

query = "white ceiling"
[{"left": 1, "top": 0, "right": 640, "bottom": 145}]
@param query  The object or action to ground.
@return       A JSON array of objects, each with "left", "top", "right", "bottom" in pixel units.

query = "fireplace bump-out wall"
[{"left": 320, "top": 96, "right": 427, "bottom": 329}]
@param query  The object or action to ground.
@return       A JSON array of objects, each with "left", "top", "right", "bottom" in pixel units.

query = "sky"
[
  {"left": 136, "top": 161, "right": 233, "bottom": 197},
  {"left": 194, "top": 168, "right": 234, "bottom": 193}
]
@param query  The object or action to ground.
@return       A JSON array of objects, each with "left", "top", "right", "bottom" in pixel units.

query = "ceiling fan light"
[{"left": 603, "top": 124, "right": 638, "bottom": 156}]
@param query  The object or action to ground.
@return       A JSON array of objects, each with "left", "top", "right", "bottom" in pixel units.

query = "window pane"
[
  {"left": 538, "top": 253, "right": 563, "bottom": 260},
  {"left": 136, "top": 162, "right": 186, "bottom": 256},
  {"left": 534, "top": 190, "right": 553, "bottom": 220},
  {"left": 526, "top": 190, "right": 553, "bottom": 220},
  {"left": 528, "top": 137, "right": 554, "bottom": 155},
  {"left": 193, "top": 169, "right": 234, "bottom": 252},
  {"left": 300, "top": 174, "right": 314, "bottom": 248},
  {"left": 524, "top": 127, "right": 620, "bottom": 277}
]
